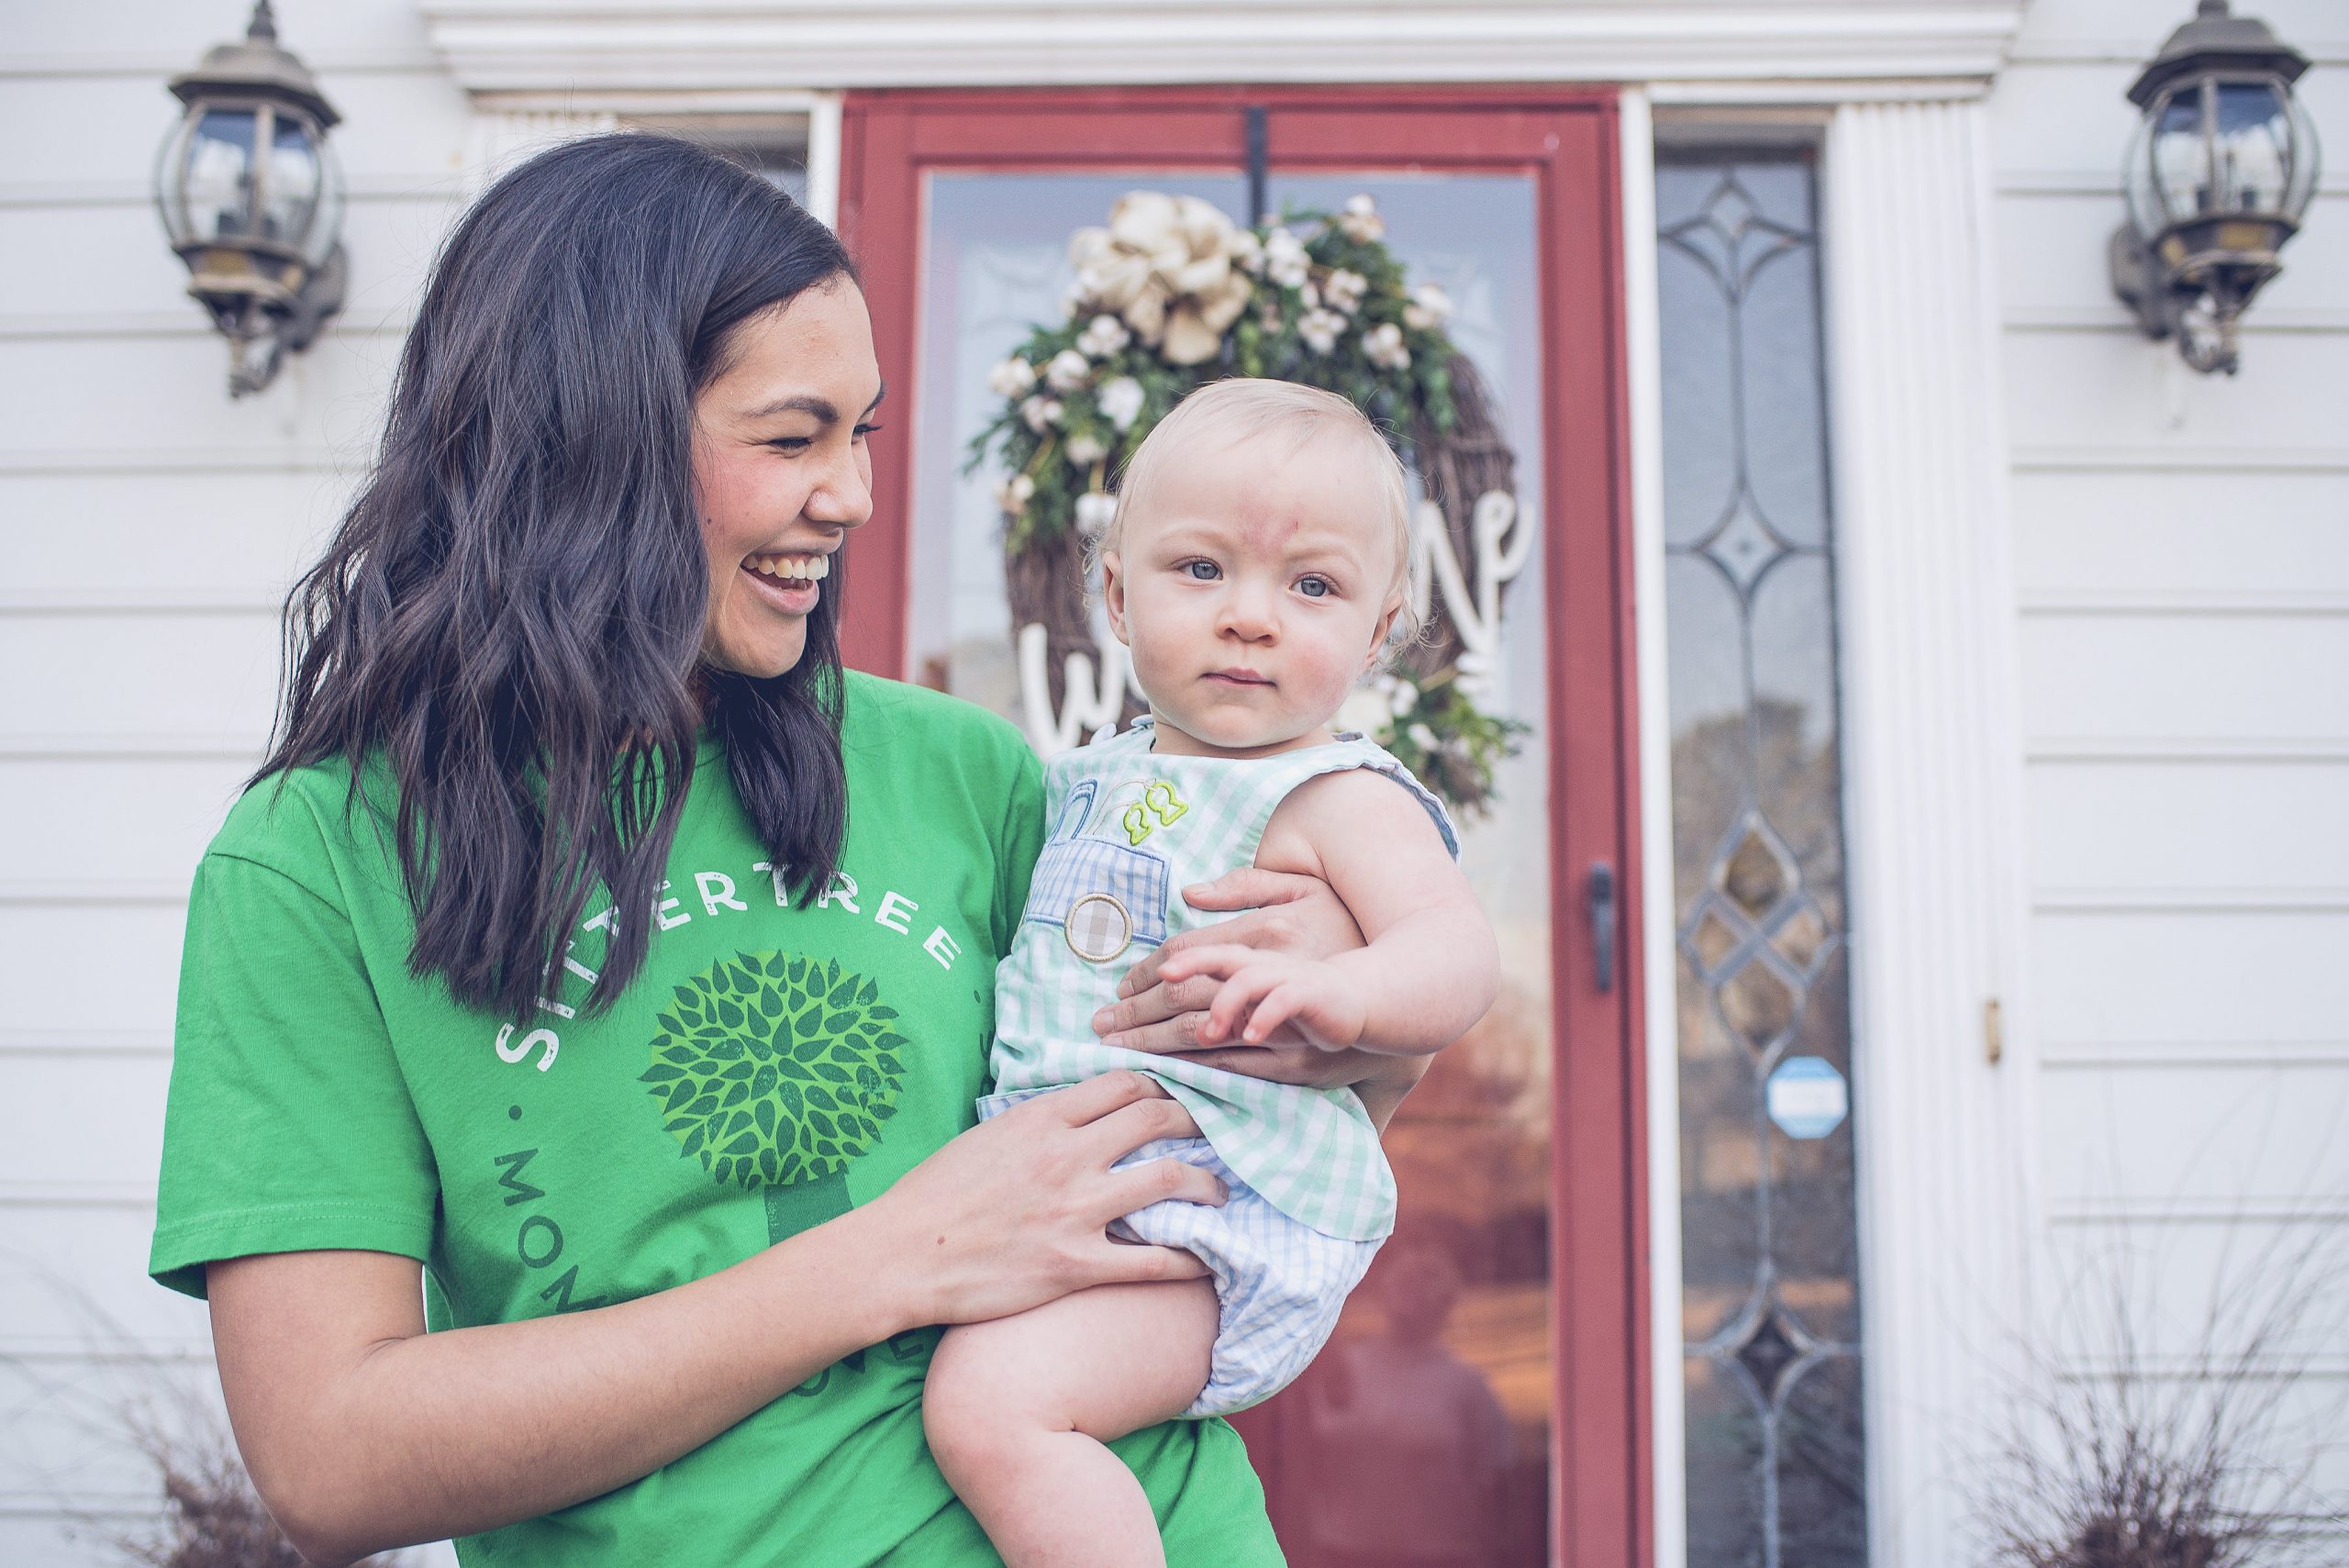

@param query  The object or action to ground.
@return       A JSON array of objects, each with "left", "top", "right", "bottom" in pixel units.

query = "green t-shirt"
[{"left": 150, "top": 673, "right": 1282, "bottom": 1567}]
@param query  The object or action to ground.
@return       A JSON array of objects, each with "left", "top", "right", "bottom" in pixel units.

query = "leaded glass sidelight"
[{"left": 1659, "top": 147, "right": 1866, "bottom": 1567}]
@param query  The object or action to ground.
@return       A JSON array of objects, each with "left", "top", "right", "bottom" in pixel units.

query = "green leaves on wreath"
[{"left": 640, "top": 951, "right": 908, "bottom": 1190}]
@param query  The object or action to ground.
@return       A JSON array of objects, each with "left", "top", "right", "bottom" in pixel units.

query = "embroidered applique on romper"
[{"left": 982, "top": 717, "right": 1459, "bottom": 1416}]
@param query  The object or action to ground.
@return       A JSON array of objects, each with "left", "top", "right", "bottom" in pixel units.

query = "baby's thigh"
[{"left": 928, "top": 1278, "right": 1219, "bottom": 1444}]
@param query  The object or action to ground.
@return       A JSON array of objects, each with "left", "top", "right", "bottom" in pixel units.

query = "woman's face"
[{"left": 691, "top": 278, "right": 883, "bottom": 680}]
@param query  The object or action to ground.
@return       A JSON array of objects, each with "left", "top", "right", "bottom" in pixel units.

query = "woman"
[{"left": 148, "top": 135, "right": 1420, "bottom": 1566}]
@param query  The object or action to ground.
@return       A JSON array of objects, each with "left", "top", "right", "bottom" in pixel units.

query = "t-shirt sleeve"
[
  {"left": 990, "top": 743, "right": 1048, "bottom": 953},
  {"left": 150, "top": 840, "right": 437, "bottom": 1300}
]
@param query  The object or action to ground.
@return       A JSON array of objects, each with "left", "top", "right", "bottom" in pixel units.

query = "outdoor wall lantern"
[
  {"left": 155, "top": 1, "right": 347, "bottom": 396},
  {"left": 2110, "top": 0, "right": 2320, "bottom": 376}
]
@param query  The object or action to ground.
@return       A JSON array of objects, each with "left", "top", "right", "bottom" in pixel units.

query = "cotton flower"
[
  {"left": 1074, "top": 492, "right": 1119, "bottom": 536},
  {"left": 1020, "top": 395, "right": 1063, "bottom": 432},
  {"left": 1064, "top": 431, "right": 1108, "bottom": 469},
  {"left": 1407, "top": 722, "right": 1439, "bottom": 751},
  {"left": 1379, "top": 674, "right": 1419, "bottom": 717},
  {"left": 1097, "top": 375, "right": 1144, "bottom": 432},
  {"left": 1044, "top": 349, "right": 1092, "bottom": 394},
  {"left": 1338, "top": 193, "right": 1386, "bottom": 242},
  {"left": 1263, "top": 227, "right": 1310, "bottom": 290},
  {"left": 994, "top": 473, "right": 1036, "bottom": 515},
  {"left": 1230, "top": 228, "right": 1264, "bottom": 273},
  {"left": 1076, "top": 314, "right": 1131, "bottom": 359},
  {"left": 1298, "top": 307, "right": 1347, "bottom": 355},
  {"left": 1363, "top": 321, "right": 1410, "bottom": 370},
  {"left": 1324, "top": 269, "right": 1369, "bottom": 314},
  {"left": 1402, "top": 282, "right": 1453, "bottom": 331},
  {"left": 1065, "top": 192, "right": 1254, "bottom": 366},
  {"left": 987, "top": 356, "right": 1037, "bottom": 398}
]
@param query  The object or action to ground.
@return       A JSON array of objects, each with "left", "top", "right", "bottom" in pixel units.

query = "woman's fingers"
[
  {"left": 1154, "top": 944, "right": 1256, "bottom": 986},
  {"left": 1154, "top": 1042, "right": 1353, "bottom": 1088},
  {"left": 1082, "top": 1093, "right": 1200, "bottom": 1162},
  {"left": 1090, "top": 974, "right": 1221, "bottom": 1040},
  {"left": 1090, "top": 1239, "right": 1214, "bottom": 1285},
  {"left": 1029, "top": 1067, "right": 1169, "bottom": 1129},
  {"left": 1105, "top": 1152, "right": 1226, "bottom": 1218},
  {"left": 1178, "top": 866, "right": 1324, "bottom": 914},
  {"left": 1117, "top": 919, "right": 1252, "bottom": 1000}
]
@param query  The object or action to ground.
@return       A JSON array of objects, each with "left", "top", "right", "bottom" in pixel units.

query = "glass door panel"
[
  {"left": 909, "top": 162, "right": 1555, "bottom": 1568},
  {"left": 908, "top": 172, "right": 1248, "bottom": 710}
]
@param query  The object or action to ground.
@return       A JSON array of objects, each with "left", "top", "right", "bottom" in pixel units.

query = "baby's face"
[{"left": 1104, "top": 432, "right": 1399, "bottom": 758}]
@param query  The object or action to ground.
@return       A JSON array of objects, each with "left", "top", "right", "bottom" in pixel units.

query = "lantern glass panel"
[
  {"left": 2212, "top": 81, "right": 2293, "bottom": 214},
  {"left": 262, "top": 112, "right": 322, "bottom": 254},
  {"left": 2132, "top": 88, "right": 2211, "bottom": 234},
  {"left": 179, "top": 106, "right": 259, "bottom": 244}
]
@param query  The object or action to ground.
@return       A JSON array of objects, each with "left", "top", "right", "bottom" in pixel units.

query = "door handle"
[{"left": 1587, "top": 861, "right": 1617, "bottom": 993}]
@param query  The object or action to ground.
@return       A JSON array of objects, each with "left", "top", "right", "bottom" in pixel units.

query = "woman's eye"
[
  {"left": 1183, "top": 560, "right": 1221, "bottom": 582},
  {"left": 1297, "top": 575, "right": 1332, "bottom": 598},
  {"left": 768, "top": 438, "right": 812, "bottom": 454},
  {"left": 853, "top": 423, "right": 883, "bottom": 442}
]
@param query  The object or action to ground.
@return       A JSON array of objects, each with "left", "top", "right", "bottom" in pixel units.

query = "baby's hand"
[{"left": 1152, "top": 947, "right": 1368, "bottom": 1052}]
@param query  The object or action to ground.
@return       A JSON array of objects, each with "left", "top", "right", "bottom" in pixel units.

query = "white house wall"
[
  {"left": 0, "top": 3, "right": 473, "bottom": 1561},
  {"left": 1988, "top": 0, "right": 2349, "bottom": 1544}
]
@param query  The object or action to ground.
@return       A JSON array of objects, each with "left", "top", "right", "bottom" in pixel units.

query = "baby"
[{"left": 923, "top": 378, "right": 1501, "bottom": 1566}]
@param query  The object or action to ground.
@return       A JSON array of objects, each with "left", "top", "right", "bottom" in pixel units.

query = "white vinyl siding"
[
  {"left": 1991, "top": 0, "right": 2349, "bottom": 1545},
  {"left": 0, "top": 4, "right": 470, "bottom": 1561}
]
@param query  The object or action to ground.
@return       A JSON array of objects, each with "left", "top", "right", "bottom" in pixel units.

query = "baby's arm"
[{"left": 1157, "top": 770, "right": 1498, "bottom": 1055}]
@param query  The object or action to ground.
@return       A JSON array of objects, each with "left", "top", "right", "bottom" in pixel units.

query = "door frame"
[{"left": 838, "top": 84, "right": 1653, "bottom": 1566}]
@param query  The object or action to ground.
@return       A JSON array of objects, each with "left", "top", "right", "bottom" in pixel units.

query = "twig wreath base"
[{"left": 968, "top": 191, "right": 1530, "bottom": 819}]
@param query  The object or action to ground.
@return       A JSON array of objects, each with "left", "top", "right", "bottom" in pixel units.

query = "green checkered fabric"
[{"left": 990, "top": 718, "right": 1458, "bottom": 1241}]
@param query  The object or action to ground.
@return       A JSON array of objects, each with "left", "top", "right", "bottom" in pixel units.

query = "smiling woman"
[
  {"left": 140, "top": 133, "right": 1416, "bottom": 1568},
  {"left": 692, "top": 281, "right": 882, "bottom": 681}
]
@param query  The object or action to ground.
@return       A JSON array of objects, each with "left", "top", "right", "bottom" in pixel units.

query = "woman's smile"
[{"left": 737, "top": 550, "right": 831, "bottom": 617}]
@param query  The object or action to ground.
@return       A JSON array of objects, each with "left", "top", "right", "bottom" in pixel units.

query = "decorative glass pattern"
[{"left": 1658, "top": 149, "right": 1867, "bottom": 1567}]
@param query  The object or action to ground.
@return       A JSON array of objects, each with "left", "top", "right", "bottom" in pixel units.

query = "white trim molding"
[
  {"left": 418, "top": 2, "right": 2026, "bottom": 94},
  {"left": 1617, "top": 84, "right": 1690, "bottom": 1568},
  {"left": 1824, "top": 98, "right": 2040, "bottom": 1568}
]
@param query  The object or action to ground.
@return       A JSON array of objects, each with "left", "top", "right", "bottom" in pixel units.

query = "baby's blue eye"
[
  {"left": 1184, "top": 560, "right": 1220, "bottom": 581},
  {"left": 1297, "top": 575, "right": 1331, "bottom": 597}
]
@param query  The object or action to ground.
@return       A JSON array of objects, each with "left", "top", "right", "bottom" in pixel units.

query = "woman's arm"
[
  {"left": 1091, "top": 868, "right": 1434, "bottom": 1129},
  {"left": 209, "top": 1073, "right": 1218, "bottom": 1567}
]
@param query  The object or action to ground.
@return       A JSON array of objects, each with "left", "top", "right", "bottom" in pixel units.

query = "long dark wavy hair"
[{"left": 255, "top": 134, "right": 857, "bottom": 1021}]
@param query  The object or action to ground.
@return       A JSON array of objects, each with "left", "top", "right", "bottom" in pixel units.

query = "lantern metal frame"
[
  {"left": 155, "top": 1, "right": 348, "bottom": 396},
  {"left": 2109, "top": 0, "right": 2320, "bottom": 376}
]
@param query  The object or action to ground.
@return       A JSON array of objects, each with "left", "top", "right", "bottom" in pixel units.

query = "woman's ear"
[{"left": 1101, "top": 550, "right": 1131, "bottom": 646}]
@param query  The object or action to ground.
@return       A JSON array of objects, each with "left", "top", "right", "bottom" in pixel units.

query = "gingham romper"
[{"left": 981, "top": 717, "right": 1459, "bottom": 1415}]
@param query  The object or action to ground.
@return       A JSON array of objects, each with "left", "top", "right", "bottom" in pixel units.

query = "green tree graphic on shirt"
[{"left": 640, "top": 951, "right": 907, "bottom": 1243}]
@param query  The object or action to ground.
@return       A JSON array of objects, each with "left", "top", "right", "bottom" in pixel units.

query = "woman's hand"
[
  {"left": 858, "top": 1071, "right": 1223, "bottom": 1328},
  {"left": 1092, "top": 868, "right": 1432, "bottom": 1129}
]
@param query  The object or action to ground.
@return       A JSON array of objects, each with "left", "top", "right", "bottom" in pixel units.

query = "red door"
[{"left": 841, "top": 87, "right": 1649, "bottom": 1567}]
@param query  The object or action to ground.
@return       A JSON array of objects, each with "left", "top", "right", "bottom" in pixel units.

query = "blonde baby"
[{"left": 922, "top": 379, "right": 1500, "bottom": 1566}]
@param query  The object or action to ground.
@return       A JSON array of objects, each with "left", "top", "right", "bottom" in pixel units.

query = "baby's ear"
[
  {"left": 1365, "top": 595, "right": 1404, "bottom": 667},
  {"left": 1101, "top": 550, "right": 1132, "bottom": 645}
]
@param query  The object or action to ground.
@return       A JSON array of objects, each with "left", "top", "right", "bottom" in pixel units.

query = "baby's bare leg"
[{"left": 925, "top": 1276, "right": 1219, "bottom": 1568}]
